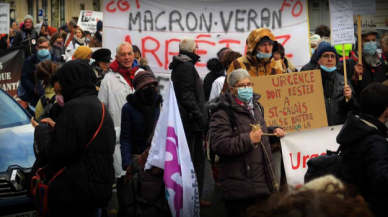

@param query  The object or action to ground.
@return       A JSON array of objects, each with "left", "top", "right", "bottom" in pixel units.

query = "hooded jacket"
[
  {"left": 203, "top": 58, "right": 224, "bottom": 102},
  {"left": 208, "top": 92, "right": 279, "bottom": 200},
  {"left": 169, "top": 50, "right": 208, "bottom": 131},
  {"left": 301, "top": 51, "right": 319, "bottom": 71},
  {"left": 226, "top": 28, "right": 286, "bottom": 79},
  {"left": 34, "top": 60, "right": 116, "bottom": 216},
  {"left": 11, "top": 24, "right": 39, "bottom": 58},
  {"left": 337, "top": 111, "right": 388, "bottom": 217}
]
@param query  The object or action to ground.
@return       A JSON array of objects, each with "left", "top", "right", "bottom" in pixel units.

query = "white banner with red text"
[
  {"left": 280, "top": 125, "right": 342, "bottom": 189},
  {"left": 102, "top": 0, "right": 310, "bottom": 75}
]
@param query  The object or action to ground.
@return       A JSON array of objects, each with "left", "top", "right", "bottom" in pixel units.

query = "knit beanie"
[
  {"left": 317, "top": 42, "right": 339, "bottom": 62},
  {"left": 218, "top": 48, "right": 231, "bottom": 62},
  {"left": 97, "top": 20, "right": 103, "bottom": 32},
  {"left": 24, "top": 15, "right": 34, "bottom": 24},
  {"left": 73, "top": 46, "right": 93, "bottom": 60},
  {"left": 310, "top": 34, "right": 321, "bottom": 46},
  {"left": 132, "top": 71, "right": 158, "bottom": 91}
]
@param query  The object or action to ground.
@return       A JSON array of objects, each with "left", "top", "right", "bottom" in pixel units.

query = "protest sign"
[
  {"left": 352, "top": 0, "right": 375, "bottom": 15},
  {"left": 251, "top": 70, "right": 328, "bottom": 133},
  {"left": 0, "top": 3, "right": 9, "bottom": 34},
  {"left": 0, "top": 49, "right": 24, "bottom": 98},
  {"left": 329, "top": 0, "right": 355, "bottom": 45},
  {"left": 281, "top": 125, "right": 342, "bottom": 189},
  {"left": 77, "top": 10, "right": 103, "bottom": 33},
  {"left": 146, "top": 82, "right": 199, "bottom": 217},
  {"left": 103, "top": 0, "right": 310, "bottom": 75}
]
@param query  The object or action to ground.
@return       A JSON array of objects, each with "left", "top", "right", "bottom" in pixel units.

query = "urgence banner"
[{"left": 103, "top": 0, "right": 310, "bottom": 75}]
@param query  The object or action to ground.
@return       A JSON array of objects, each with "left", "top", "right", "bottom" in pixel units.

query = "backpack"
[
  {"left": 37, "top": 94, "right": 56, "bottom": 122},
  {"left": 304, "top": 144, "right": 355, "bottom": 184}
]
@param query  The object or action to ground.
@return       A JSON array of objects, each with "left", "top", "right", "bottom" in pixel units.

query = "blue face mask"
[
  {"left": 37, "top": 49, "right": 51, "bottom": 61},
  {"left": 311, "top": 48, "right": 315, "bottom": 54},
  {"left": 236, "top": 87, "right": 253, "bottom": 103},
  {"left": 320, "top": 65, "right": 337, "bottom": 73},
  {"left": 256, "top": 51, "right": 272, "bottom": 59},
  {"left": 89, "top": 58, "right": 95, "bottom": 66},
  {"left": 363, "top": 41, "right": 377, "bottom": 56}
]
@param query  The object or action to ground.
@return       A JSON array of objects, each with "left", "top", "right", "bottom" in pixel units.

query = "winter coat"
[
  {"left": 50, "top": 45, "right": 66, "bottom": 66},
  {"left": 169, "top": 50, "right": 208, "bottom": 132},
  {"left": 11, "top": 25, "right": 39, "bottom": 58},
  {"left": 139, "top": 57, "right": 153, "bottom": 72},
  {"left": 120, "top": 94, "right": 162, "bottom": 170},
  {"left": 21, "top": 54, "right": 58, "bottom": 107},
  {"left": 301, "top": 51, "right": 319, "bottom": 71},
  {"left": 203, "top": 58, "right": 224, "bottom": 101},
  {"left": 208, "top": 92, "right": 279, "bottom": 200},
  {"left": 33, "top": 60, "right": 116, "bottom": 216},
  {"left": 337, "top": 111, "right": 388, "bottom": 217},
  {"left": 320, "top": 69, "right": 359, "bottom": 126},
  {"left": 98, "top": 59, "right": 143, "bottom": 178},
  {"left": 35, "top": 86, "right": 56, "bottom": 119},
  {"left": 0, "top": 34, "right": 7, "bottom": 49},
  {"left": 88, "top": 35, "right": 102, "bottom": 48},
  {"left": 226, "top": 28, "right": 286, "bottom": 79}
]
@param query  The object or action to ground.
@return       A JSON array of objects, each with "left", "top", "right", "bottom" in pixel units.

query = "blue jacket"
[
  {"left": 21, "top": 53, "right": 58, "bottom": 106},
  {"left": 120, "top": 93, "right": 162, "bottom": 170}
]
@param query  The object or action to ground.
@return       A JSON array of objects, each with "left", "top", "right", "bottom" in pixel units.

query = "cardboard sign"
[
  {"left": 281, "top": 125, "right": 342, "bottom": 189},
  {"left": 352, "top": 0, "right": 376, "bottom": 15},
  {"left": 103, "top": 0, "right": 310, "bottom": 75},
  {"left": 251, "top": 70, "right": 328, "bottom": 132},
  {"left": 0, "top": 49, "right": 24, "bottom": 98},
  {"left": 77, "top": 10, "right": 103, "bottom": 33},
  {"left": 329, "top": 0, "right": 355, "bottom": 45},
  {"left": 0, "top": 3, "right": 9, "bottom": 34}
]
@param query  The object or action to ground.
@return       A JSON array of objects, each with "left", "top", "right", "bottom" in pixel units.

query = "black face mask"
[{"left": 138, "top": 86, "right": 155, "bottom": 105}]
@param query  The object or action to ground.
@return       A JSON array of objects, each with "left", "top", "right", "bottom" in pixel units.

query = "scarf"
[
  {"left": 109, "top": 59, "right": 139, "bottom": 88},
  {"left": 53, "top": 41, "right": 64, "bottom": 48},
  {"left": 93, "top": 65, "right": 110, "bottom": 77},
  {"left": 65, "top": 31, "right": 74, "bottom": 47},
  {"left": 234, "top": 96, "right": 255, "bottom": 117},
  {"left": 362, "top": 51, "right": 381, "bottom": 67},
  {"left": 73, "top": 36, "right": 85, "bottom": 45}
]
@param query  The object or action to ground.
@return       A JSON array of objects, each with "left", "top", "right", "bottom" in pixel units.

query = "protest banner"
[
  {"left": 251, "top": 70, "right": 328, "bottom": 133},
  {"left": 103, "top": 0, "right": 310, "bottom": 76},
  {"left": 0, "top": 49, "right": 24, "bottom": 98},
  {"left": 77, "top": 10, "right": 103, "bottom": 33},
  {"left": 0, "top": 3, "right": 9, "bottom": 34},
  {"left": 352, "top": 0, "right": 376, "bottom": 80},
  {"left": 280, "top": 125, "right": 342, "bottom": 189},
  {"left": 146, "top": 82, "right": 199, "bottom": 217}
]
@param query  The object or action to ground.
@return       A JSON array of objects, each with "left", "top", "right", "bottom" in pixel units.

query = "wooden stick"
[
  {"left": 342, "top": 44, "right": 349, "bottom": 102},
  {"left": 358, "top": 15, "right": 362, "bottom": 80}
]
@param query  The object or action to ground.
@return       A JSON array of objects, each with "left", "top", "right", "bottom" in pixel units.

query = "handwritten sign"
[
  {"left": 77, "top": 10, "right": 103, "bottom": 33},
  {"left": 252, "top": 70, "right": 328, "bottom": 132},
  {"left": 103, "top": 0, "right": 310, "bottom": 75},
  {"left": 0, "top": 3, "right": 9, "bottom": 34},
  {"left": 329, "top": 0, "right": 355, "bottom": 45},
  {"left": 352, "top": 0, "right": 375, "bottom": 15}
]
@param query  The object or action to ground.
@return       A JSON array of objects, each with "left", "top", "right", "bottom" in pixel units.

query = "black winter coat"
[
  {"left": 33, "top": 60, "right": 116, "bottom": 216},
  {"left": 337, "top": 111, "right": 388, "bottom": 217},
  {"left": 301, "top": 51, "right": 318, "bottom": 71},
  {"left": 11, "top": 25, "right": 38, "bottom": 58},
  {"left": 203, "top": 58, "right": 224, "bottom": 102},
  {"left": 169, "top": 50, "right": 208, "bottom": 131}
]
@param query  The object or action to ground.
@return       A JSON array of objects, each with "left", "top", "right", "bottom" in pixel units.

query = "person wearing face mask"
[
  {"left": 84, "top": 31, "right": 91, "bottom": 46},
  {"left": 208, "top": 69, "right": 285, "bottom": 217},
  {"left": 351, "top": 27, "right": 387, "bottom": 98},
  {"left": 310, "top": 34, "right": 321, "bottom": 56},
  {"left": 50, "top": 33, "right": 67, "bottom": 66},
  {"left": 20, "top": 37, "right": 58, "bottom": 107},
  {"left": 89, "top": 20, "right": 102, "bottom": 47},
  {"left": 336, "top": 83, "right": 388, "bottom": 217},
  {"left": 91, "top": 48, "right": 112, "bottom": 87},
  {"left": 317, "top": 43, "right": 359, "bottom": 126},
  {"left": 225, "top": 28, "right": 286, "bottom": 80},
  {"left": 11, "top": 15, "right": 39, "bottom": 58}
]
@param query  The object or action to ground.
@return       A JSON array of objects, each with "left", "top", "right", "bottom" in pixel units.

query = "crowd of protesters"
[{"left": 2, "top": 12, "right": 388, "bottom": 217}]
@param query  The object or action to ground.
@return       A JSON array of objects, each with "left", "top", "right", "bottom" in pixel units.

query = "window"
[
  {"left": 0, "top": 90, "right": 30, "bottom": 129},
  {"left": 80, "top": 3, "right": 85, "bottom": 10}
]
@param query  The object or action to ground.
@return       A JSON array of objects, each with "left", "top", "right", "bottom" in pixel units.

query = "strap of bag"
[{"left": 49, "top": 101, "right": 105, "bottom": 184}]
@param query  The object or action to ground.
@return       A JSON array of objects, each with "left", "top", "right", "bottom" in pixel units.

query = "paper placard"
[
  {"left": 0, "top": 3, "right": 9, "bottom": 34},
  {"left": 252, "top": 70, "right": 328, "bottom": 133},
  {"left": 352, "top": 0, "right": 376, "bottom": 15},
  {"left": 330, "top": 0, "right": 355, "bottom": 45},
  {"left": 77, "top": 10, "right": 103, "bottom": 33}
]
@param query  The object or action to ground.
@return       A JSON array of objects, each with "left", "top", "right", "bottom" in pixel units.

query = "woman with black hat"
[{"left": 91, "top": 48, "right": 112, "bottom": 87}]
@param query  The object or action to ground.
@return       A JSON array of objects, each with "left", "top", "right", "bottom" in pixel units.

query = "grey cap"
[
  {"left": 361, "top": 26, "right": 378, "bottom": 37},
  {"left": 24, "top": 15, "right": 34, "bottom": 23}
]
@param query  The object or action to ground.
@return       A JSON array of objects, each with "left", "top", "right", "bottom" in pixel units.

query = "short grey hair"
[
  {"left": 116, "top": 42, "right": 133, "bottom": 55},
  {"left": 179, "top": 37, "right": 196, "bottom": 52},
  {"left": 228, "top": 69, "right": 251, "bottom": 87},
  {"left": 382, "top": 36, "right": 388, "bottom": 47}
]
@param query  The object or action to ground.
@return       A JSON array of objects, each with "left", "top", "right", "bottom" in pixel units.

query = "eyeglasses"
[
  {"left": 235, "top": 82, "right": 254, "bottom": 88},
  {"left": 322, "top": 54, "right": 336, "bottom": 59},
  {"left": 258, "top": 42, "right": 274, "bottom": 48},
  {"left": 38, "top": 46, "right": 49, "bottom": 50}
]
